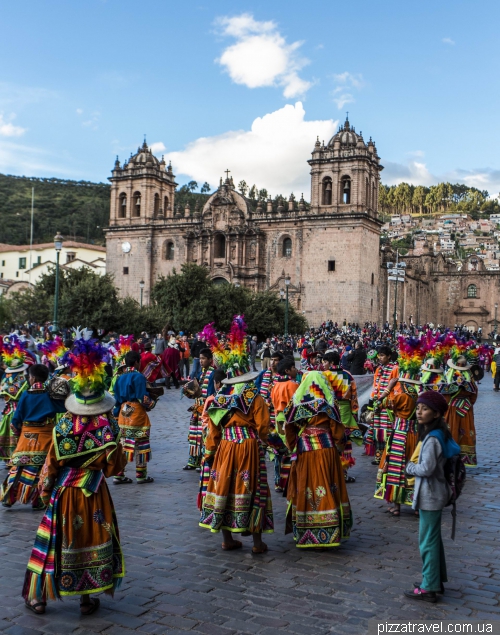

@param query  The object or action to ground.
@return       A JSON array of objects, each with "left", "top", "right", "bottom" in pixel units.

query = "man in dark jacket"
[{"left": 348, "top": 341, "right": 367, "bottom": 375}]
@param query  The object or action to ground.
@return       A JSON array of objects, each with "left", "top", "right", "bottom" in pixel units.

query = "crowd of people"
[{"left": 0, "top": 316, "right": 489, "bottom": 617}]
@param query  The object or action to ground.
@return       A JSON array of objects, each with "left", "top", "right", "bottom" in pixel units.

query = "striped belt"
[
  {"left": 297, "top": 429, "right": 334, "bottom": 453},
  {"left": 223, "top": 426, "right": 257, "bottom": 443}
]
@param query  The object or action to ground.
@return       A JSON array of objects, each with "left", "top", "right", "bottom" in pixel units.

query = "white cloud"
[
  {"left": 76, "top": 108, "right": 83, "bottom": 115},
  {"left": 215, "top": 13, "right": 312, "bottom": 98},
  {"left": 150, "top": 141, "right": 166, "bottom": 154},
  {"left": 0, "top": 113, "right": 26, "bottom": 137},
  {"left": 333, "top": 72, "right": 364, "bottom": 89},
  {"left": 82, "top": 111, "right": 100, "bottom": 130},
  {"left": 331, "top": 72, "right": 364, "bottom": 110},
  {"left": 333, "top": 93, "right": 355, "bottom": 110},
  {"left": 442, "top": 37, "right": 455, "bottom": 45},
  {"left": 168, "top": 102, "right": 337, "bottom": 195}
]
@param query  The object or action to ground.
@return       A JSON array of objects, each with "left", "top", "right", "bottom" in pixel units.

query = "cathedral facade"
[{"left": 105, "top": 119, "right": 500, "bottom": 332}]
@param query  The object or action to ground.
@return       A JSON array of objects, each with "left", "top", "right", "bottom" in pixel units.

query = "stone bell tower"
[{"left": 309, "top": 115, "right": 382, "bottom": 216}]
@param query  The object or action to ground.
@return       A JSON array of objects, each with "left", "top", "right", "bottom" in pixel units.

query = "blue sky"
[{"left": 0, "top": 0, "right": 498, "bottom": 198}]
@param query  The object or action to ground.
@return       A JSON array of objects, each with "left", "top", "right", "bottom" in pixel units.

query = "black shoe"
[
  {"left": 414, "top": 581, "right": 444, "bottom": 594},
  {"left": 404, "top": 588, "right": 437, "bottom": 603},
  {"left": 371, "top": 459, "right": 379, "bottom": 465}
]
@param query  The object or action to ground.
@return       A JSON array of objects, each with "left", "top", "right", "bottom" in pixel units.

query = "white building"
[{"left": 0, "top": 241, "right": 106, "bottom": 289}]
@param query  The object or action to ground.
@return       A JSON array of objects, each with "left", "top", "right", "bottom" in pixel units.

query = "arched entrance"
[{"left": 212, "top": 277, "right": 229, "bottom": 285}]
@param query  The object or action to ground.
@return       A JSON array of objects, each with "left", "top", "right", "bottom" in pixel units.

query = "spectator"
[
  {"left": 348, "top": 341, "right": 367, "bottom": 375},
  {"left": 249, "top": 336, "right": 258, "bottom": 372},
  {"left": 260, "top": 338, "right": 274, "bottom": 370}
]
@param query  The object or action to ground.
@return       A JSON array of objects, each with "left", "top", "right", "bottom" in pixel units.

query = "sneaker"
[
  {"left": 414, "top": 581, "right": 445, "bottom": 594},
  {"left": 404, "top": 587, "right": 437, "bottom": 603}
]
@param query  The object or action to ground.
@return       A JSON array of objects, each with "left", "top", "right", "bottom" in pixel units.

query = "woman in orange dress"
[
  {"left": 199, "top": 371, "right": 273, "bottom": 553},
  {"left": 22, "top": 332, "right": 126, "bottom": 616},
  {"left": 444, "top": 348, "right": 478, "bottom": 467},
  {"left": 283, "top": 371, "right": 352, "bottom": 548}
]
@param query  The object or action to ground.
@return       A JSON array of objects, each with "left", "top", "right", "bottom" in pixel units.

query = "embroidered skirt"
[
  {"left": 286, "top": 426, "right": 352, "bottom": 548},
  {"left": 0, "top": 404, "right": 18, "bottom": 462},
  {"left": 199, "top": 425, "right": 274, "bottom": 534},
  {"left": 445, "top": 395, "right": 477, "bottom": 467},
  {"left": 374, "top": 417, "right": 418, "bottom": 505},
  {"left": 118, "top": 401, "right": 151, "bottom": 464},
  {"left": 1, "top": 421, "right": 55, "bottom": 505},
  {"left": 23, "top": 468, "right": 124, "bottom": 601}
]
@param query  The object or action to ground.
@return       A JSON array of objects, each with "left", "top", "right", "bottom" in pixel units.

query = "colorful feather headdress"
[
  {"left": 62, "top": 328, "right": 110, "bottom": 398},
  {"left": 449, "top": 337, "right": 478, "bottom": 366},
  {"left": 199, "top": 322, "right": 228, "bottom": 369},
  {"left": 2, "top": 334, "right": 28, "bottom": 372},
  {"left": 397, "top": 336, "right": 425, "bottom": 380},
  {"left": 112, "top": 334, "right": 135, "bottom": 367},
  {"left": 38, "top": 336, "right": 69, "bottom": 369},
  {"left": 225, "top": 315, "right": 250, "bottom": 377}
]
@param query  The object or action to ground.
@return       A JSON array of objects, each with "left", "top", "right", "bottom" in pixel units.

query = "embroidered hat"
[
  {"left": 112, "top": 334, "right": 135, "bottom": 370},
  {"left": 62, "top": 328, "right": 115, "bottom": 415},
  {"left": 38, "top": 336, "right": 69, "bottom": 371}
]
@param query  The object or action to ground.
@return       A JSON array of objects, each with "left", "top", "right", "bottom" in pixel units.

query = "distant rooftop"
[{"left": 0, "top": 241, "right": 106, "bottom": 253}]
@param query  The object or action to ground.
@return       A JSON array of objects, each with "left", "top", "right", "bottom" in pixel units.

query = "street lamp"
[
  {"left": 139, "top": 280, "right": 145, "bottom": 308},
  {"left": 495, "top": 303, "right": 498, "bottom": 337},
  {"left": 53, "top": 232, "right": 63, "bottom": 332},
  {"left": 387, "top": 250, "right": 406, "bottom": 337},
  {"left": 284, "top": 275, "right": 291, "bottom": 338}
]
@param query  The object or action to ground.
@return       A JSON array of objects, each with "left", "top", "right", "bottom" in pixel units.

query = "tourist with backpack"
[{"left": 404, "top": 391, "right": 461, "bottom": 604}]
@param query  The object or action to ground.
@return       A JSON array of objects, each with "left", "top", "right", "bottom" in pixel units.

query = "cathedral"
[{"left": 105, "top": 118, "right": 500, "bottom": 332}]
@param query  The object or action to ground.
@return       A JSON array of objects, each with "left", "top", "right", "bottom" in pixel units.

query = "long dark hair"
[{"left": 419, "top": 415, "right": 452, "bottom": 442}]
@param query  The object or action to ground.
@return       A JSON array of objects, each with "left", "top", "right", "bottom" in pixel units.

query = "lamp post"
[
  {"left": 387, "top": 250, "right": 406, "bottom": 337},
  {"left": 139, "top": 280, "right": 145, "bottom": 308},
  {"left": 495, "top": 303, "right": 498, "bottom": 337},
  {"left": 53, "top": 232, "right": 63, "bottom": 332},
  {"left": 285, "top": 274, "right": 291, "bottom": 338}
]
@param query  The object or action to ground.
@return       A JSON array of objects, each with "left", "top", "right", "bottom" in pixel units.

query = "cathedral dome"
[
  {"left": 328, "top": 117, "right": 365, "bottom": 148},
  {"left": 129, "top": 140, "right": 160, "bottom": 167}
]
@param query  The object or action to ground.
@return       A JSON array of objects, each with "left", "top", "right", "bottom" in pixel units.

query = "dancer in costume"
[
  {"left": 444, "top": 342, "right": 478, "bottom": 467},
  {"left": 1, "top": 364, "right": 67, "bottom": 509},
  {"left": 0, "top": 336, "right": 29, "bottom": 465},
  {"left": 184, "top": 335, "right": 217, "bottom": 470},
  {"left": 374, "top": 337, "right": 424, "bottom": 515},
  {"left": 113, "top": 350, "right": 157, "bottom": 484},
  {"left": 200, "top": 369, "right": 273, "bottom": 552},
  {"left": 109, "top": 335, "right": 134, "bottom": 394},
  {"left": 140, "top": 340, "right": 163, "bottom": 384},
  {"left": 257, "top": 351, "right": 286, "bottom": 492},
  {"left": 321, "top": 350, "right": 361, "bottom": 483},
  {"left": 270, "top": 356, "right": 300, "bottom": 493},
  {"left": 22, "top": 330, "right": 125, "bottom": 616},
  {"left": 38, "top": 337, "right": 69, "bottom": 378},
  {"left": 200, "top": 315, "right": 273, "bottom": 552},
  {"left": 283, "top": 371, "right": 352, "bottom": 548},
  {"left": 365, "top": 346, "right": 399, "bottom": 463},
  {"left": 197, "top": 368, "right": 227, "bottom": 510}
]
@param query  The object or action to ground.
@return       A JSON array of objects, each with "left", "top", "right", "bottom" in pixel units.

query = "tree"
[
  {"left": 412, "top": 186, "right": 428, "bottom": 214},
  {"left": 238, "top": 180, "right": 248, "bottom": 197},
  {"left": 187, "top": 181, "right": 198, "bottom": 192},
  {"left": 248, "top": 185, "right": 257, "bottom": 200},
  {"left": 258, "top": 189, "right": 268, "bottom": 201},
  {"left": 200, "top": 182, "right": 211, "bottom": 194}
]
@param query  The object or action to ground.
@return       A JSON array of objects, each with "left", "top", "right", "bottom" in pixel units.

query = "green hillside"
[{"left": 0, "top": 174, "right": 110, "bottom": 245}]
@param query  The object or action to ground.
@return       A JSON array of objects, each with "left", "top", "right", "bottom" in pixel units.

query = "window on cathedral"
[
  {"left": 371, "top": 272, "right": 374, "bottom": 285},
  {"left": 341, "top": 177, "right": 351, "bottom": 204},
  {"left": 164, "top": 195, "right": 169, "bottom": 213},
  {"left": 164, "top": 241, "right": 174, "bottom": 260},
  {"left": 372, "top": 183, "right": 376, "bottom": 209},
  {"left": 467, "top": 284, "right": 477, "bottom": 298},
  {"left": 328, "top": 260, "right": 336, "bottom": 272},
  {"left": 214, "top": 234, "right": 226, "bottom": 259},
  {"left": 132, "top": 192, "right": 141, "bottom": 217},
  {"left": 119, "top": 193, "right": 127, "bottom": 218},
  {"left": 283, "top": 237, "right": 292, "bottom": 257},
  {"left": 322, "top": 177, "right": 332, "bottom": 205},
  {"left": 366, "top": 177, "right": 370, "bottom": 207},
  {"left": 123, "top": 267, "right": 129, "bottom": 274},
  {"left": 154, "top": 193, "right": 160, "bottom": 216}
]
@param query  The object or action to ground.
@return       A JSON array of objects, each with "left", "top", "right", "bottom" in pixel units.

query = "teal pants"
[{"left": 419, "top": 510, "right": 448, "bottom": 592}]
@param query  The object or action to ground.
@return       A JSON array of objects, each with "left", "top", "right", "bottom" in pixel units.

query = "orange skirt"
[
  {"left": 287, "top": 441, "right": 352, "bottom": 548},
  {"left": 199, "top": 431, "right": 273, "bottom": 534}
]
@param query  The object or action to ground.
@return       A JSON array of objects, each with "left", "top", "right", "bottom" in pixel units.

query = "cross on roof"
[{"left": 225, "top": 169, "right": 231, "bottom": 180}]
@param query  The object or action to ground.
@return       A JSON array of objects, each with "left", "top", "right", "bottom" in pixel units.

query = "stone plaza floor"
[{"left": 0, "top": 376, "right": 499, "bottom": 634}]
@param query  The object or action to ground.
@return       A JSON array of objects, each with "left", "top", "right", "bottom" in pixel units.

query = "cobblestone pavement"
[{"left": 1, "top": 374, "right": 499, "bottom": 635}]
